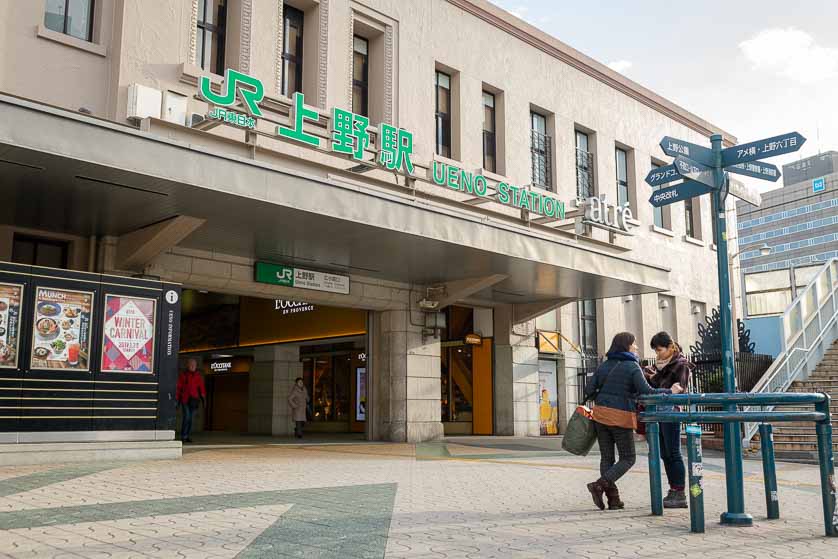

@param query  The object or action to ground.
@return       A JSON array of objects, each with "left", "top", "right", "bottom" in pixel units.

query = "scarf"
[{"left": 655, "top": 353, "right": 676, "bottom": 371}]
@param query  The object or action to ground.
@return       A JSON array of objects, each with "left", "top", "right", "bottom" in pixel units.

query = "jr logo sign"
[{"left": 199, "top": 69, "right": 265, "bottom": 117}]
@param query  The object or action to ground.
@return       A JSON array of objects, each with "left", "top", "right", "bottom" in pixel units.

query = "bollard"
[
  {"left": 759, "top": 424, "right": 780, "bottom": 519},
  {"left": 646, "top": 404, "right": 663, "bottom": 516},
  {"left": 686, "top": 424, "right": 705, "bottom": 533},
  {"left": 815, "top": 396, "right": 837, "bottom": 537}
]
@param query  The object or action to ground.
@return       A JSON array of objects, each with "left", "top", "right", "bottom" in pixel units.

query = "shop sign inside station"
[{"left": 254, "top": 262, "right": 350, "bottom": 295}]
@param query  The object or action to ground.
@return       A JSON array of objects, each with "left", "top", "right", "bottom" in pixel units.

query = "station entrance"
[{"left": 176, "top": 290, "right": 367, "bottom": 437}]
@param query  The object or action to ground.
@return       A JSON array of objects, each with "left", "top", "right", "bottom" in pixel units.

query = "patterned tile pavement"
[{"left": 0, "top": 438, "right": 834, "bottom": 558}]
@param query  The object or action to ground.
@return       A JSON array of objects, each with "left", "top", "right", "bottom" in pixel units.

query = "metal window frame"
[
  {"left": 482, "top": 91, "right": 496, "bottom": 172},
  {"left": 11, "top": 234, "right": 70, "bottom": 269},
  {"left": 435, "top": 71, "right": 452, "bottom": 157},
  {"left": 575, "top": 130, "right": 594, "bottom": 198},
  {"left": 281, "top": 4, "right": 305, "bottom": 96},
  {"left": 685, "top": 197, "right": 696, "bottom": 239},
  {"left": 197, "top": 0, "right": 227, "bottom": 74},
  {"left": 352, "top": 35, "right": 370, "bottom": 117},
  {"left": 50, "top": 0, "right": 95, "bottom": 42},
  {"left": 615, "top": 147, "right": 629, "bottom": 207}
]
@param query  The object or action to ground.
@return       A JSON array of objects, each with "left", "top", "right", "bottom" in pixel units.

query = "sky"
[{"left": 488, "top": 0, "right": 838, "bottom": 192}]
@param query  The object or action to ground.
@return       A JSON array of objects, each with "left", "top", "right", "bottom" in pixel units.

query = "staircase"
[
  {"left": 768, "top": 339, "right": 838, "bottom": 458},
  {"left": 743, "top": 258, "right": 838, "bottom": 458}
]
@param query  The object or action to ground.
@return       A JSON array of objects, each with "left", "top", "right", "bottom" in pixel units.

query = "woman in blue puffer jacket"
[{"left": 583, "top": 332, "right": 684, "bottom": 510}]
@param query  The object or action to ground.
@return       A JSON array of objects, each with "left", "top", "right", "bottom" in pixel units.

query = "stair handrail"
[{"left": 742, "top": 258, "right": 838, "bottom": 447}]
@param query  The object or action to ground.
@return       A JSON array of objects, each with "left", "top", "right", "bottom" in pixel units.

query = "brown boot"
[
  {"left": 586, "top": 478, "right": 607, "bottom": 510},
  {"left": 605, "top": 481, "right": 624, "bottom": 510}
]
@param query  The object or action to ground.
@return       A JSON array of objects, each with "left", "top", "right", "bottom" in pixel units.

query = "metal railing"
[
  {"left": 639, "top": 392, "right": 836, "bottom": 537},
  {"left": 575, "top": 149, "right": 595, "bottom": 198},
  {"left": 742, "top": 258, "right": 838, "bottom": 447},
  {"left": 531, "top": 130, "right": 553, "bottom": 189}
]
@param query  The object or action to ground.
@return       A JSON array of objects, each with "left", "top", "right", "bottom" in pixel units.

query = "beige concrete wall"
[{"left": 0, "top": 0, "right": 739, "bottom": 438}]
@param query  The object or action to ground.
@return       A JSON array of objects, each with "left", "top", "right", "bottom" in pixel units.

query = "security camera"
[{"left": 418, "top": 298, "right": 439, "bottom": 311}]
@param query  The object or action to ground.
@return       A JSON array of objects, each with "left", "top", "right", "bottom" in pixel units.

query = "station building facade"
[{"left": 0, "top": 0, "right": 735, "bottom": 453}]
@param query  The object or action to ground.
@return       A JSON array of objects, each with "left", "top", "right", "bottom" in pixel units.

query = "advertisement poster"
[
  {"left": 0, "top": 283, "right": 23, "bottom": 369},
  {"left": 356, "top": 367, "right": 366, "bottom": 421},
  {"left": 101, "top": 295, "right": 156, "bottom": 373},
  {"left": 31, "top": 287, "right": 94, "bottom": 371},
  {"left": 538, "top": 360, "right": 559, "bottom": 436}
]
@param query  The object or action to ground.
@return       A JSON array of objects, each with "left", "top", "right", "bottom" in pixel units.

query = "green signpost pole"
[{"left": 711, "top": 133, "right": 752, "bottom": 526}]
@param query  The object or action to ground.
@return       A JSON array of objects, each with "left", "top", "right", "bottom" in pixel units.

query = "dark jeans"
[
  {"left": 294, "top": 421, "right": 305, "bottom": 438},
  {"left": 595, "top": 422, "right": 636, "bottom": 483},
  {"left": 180, "top": 404, "right": 194, "bottom": 441},
  {"left": 659, "top": 422, "right": 686, "bottom": 490}
]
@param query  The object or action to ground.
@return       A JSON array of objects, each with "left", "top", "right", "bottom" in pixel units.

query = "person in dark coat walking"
[
  {"left": 583, "top": 332, "right": 684, "bottom": 510},
  {"left": 644, "top": 331, "right": 694, "bottom": 508}
]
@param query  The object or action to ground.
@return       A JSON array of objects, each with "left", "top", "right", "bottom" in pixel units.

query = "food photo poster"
[
  {"left": 0, "top": 283, "right": 23, "bottom": 369},
  {"left": 30, "top": 287, "right": 93, "bottom": 371}
]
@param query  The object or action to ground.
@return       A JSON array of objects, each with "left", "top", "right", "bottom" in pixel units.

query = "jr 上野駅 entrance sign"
[
  {"left": 198, "top": 69, "right": 640, "bottom": 234},
  {"left": 646, "top": 130, "right": 806, "bottom": 527}
]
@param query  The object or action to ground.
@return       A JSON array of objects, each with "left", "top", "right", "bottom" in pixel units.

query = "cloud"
[
  {"left": 607, "top": 60, "right": 633, "bottom": 74},
  {"left": 739, "top": 28, "right": 838, "bottom": 84}
]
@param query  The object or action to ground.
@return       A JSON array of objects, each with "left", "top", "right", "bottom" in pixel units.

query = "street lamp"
[{"left": 728, "top": 242, "right": 771, "bottom": 353}]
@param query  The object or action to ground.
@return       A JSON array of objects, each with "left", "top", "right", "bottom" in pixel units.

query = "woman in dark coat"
[
  {"left": 644, "top": 331, "right": 693, "bottom": 508},
  {"left": 583, "top": 332, "right": 684, "bottom": 510}
]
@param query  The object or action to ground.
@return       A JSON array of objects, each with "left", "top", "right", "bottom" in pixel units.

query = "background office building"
[
  {"left": 0, "top": 0, "right": 735, "bottom": 456},
  {"left": 737, "top": 151, "right": 838, "bottom": 318}
]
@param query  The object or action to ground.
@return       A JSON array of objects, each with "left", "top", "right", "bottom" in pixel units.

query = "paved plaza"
[{"left": 0, "top": 437, "right": 834, "bottom": 558}]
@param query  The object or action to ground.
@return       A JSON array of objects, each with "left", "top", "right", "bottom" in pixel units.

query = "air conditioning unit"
[
  {"left": 189, "top": 113, "right": 206, "bottom": 128},
  {"left": 126, "top": 83, "right": 162, "bottom": 121}
]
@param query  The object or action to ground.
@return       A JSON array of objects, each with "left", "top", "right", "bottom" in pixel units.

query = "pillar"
[
  {"left": 248, "top": 345, "right": 302, "bottom": 436},
  {"left": 370, "top": 309, "right": 443, "bottom": 442},
  {"left": 494, "top": 304, "right": 539, "bottom": 437}
]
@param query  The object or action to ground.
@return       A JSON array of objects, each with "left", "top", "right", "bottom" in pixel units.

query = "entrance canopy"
[{"left": 0, "top": 94, "right": 670, "bottom": 305}]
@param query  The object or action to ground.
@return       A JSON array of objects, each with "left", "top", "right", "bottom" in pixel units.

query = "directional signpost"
[
  {"left": 649, "top": 180, "right": 714, "bottom": 207},
  {"left": 647, "top": 130, "right": 806, "bottom": 527}
]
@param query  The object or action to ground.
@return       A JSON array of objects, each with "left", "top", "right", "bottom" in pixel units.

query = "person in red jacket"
[{"left": 176, "top": 358, "right": 206, "bottom": 443}]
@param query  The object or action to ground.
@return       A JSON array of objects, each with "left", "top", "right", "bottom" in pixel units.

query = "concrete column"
[
  {"left": 371, "top": 309, "right": 443, "bottom": 443},
  {"left": 248, "top": 345, "right": 301, "bottom": 436},
  {"left": 494, "top": 304, "right": 539, "bottom": 437}
]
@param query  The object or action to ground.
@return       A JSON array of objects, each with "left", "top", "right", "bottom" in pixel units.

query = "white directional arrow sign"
[
  {"left": 674, "top": 156, "right": 717, "bottom": 189},
  {"left": 721, "top": 132, "right": 806, "bottom": 167},
  {"left": 660, "top": 137, "right": 714, "bottom": 167},
  {"left": 726, "top": 160, "right": 781, "bottom": 182}
]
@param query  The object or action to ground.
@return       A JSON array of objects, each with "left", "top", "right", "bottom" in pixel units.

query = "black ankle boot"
[
  {"left": 586, "top": 478, "right": 608, "bottom": 510},
  {"left": 605, "top": 481, "right": 624, "bottom": 510}
]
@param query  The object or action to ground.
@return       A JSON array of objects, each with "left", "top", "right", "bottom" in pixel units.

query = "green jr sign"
[
  {"left": 254, "top": 262, "right": 350, "bottom": 295},
  {"left": 198, "top": 70, "right": 573, "bottom": 224}
]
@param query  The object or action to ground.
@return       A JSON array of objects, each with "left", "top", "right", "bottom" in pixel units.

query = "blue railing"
[{"left": 638, "top": 391, "right": 836, "bottom": 537}]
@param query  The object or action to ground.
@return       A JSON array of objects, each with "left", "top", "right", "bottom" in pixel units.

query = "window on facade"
[
  {"left": 281, "top": 4, "right": 304, "bottom": 97},
  {"left": 435, "top": 71, "right": 452, "bottom": 158},
  {"left": 685, "top": 197, "right": 696, "bottom": 239},
  {"left": 482, "top": 92, "right": 497, "bottom": 172},
  {"left": 197, "top": 0, "right": 227, "bottom": 75},
  {"left": 650, "top": 162, "right": 665, "bottom": 229},
  {"left": 12, "top": 235, "right": 69, "bottom": 269},
  {"left": 531, "top": 112, "right": 552, "bottom": 189},
  {"left": 616, "top": 147, "right": 629, "bottom": 207},
  {"left": 352, "top": 36, "right": 369, "bottom": 117},
  {"left": 44, "top": 0, "right": 94, "bottom": 42},
  {"left": 578, "top": 300, "right": 598, "bottom": 356},
  {"left": 576, "top": 130, "right": 594, "bottom": 198}
]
